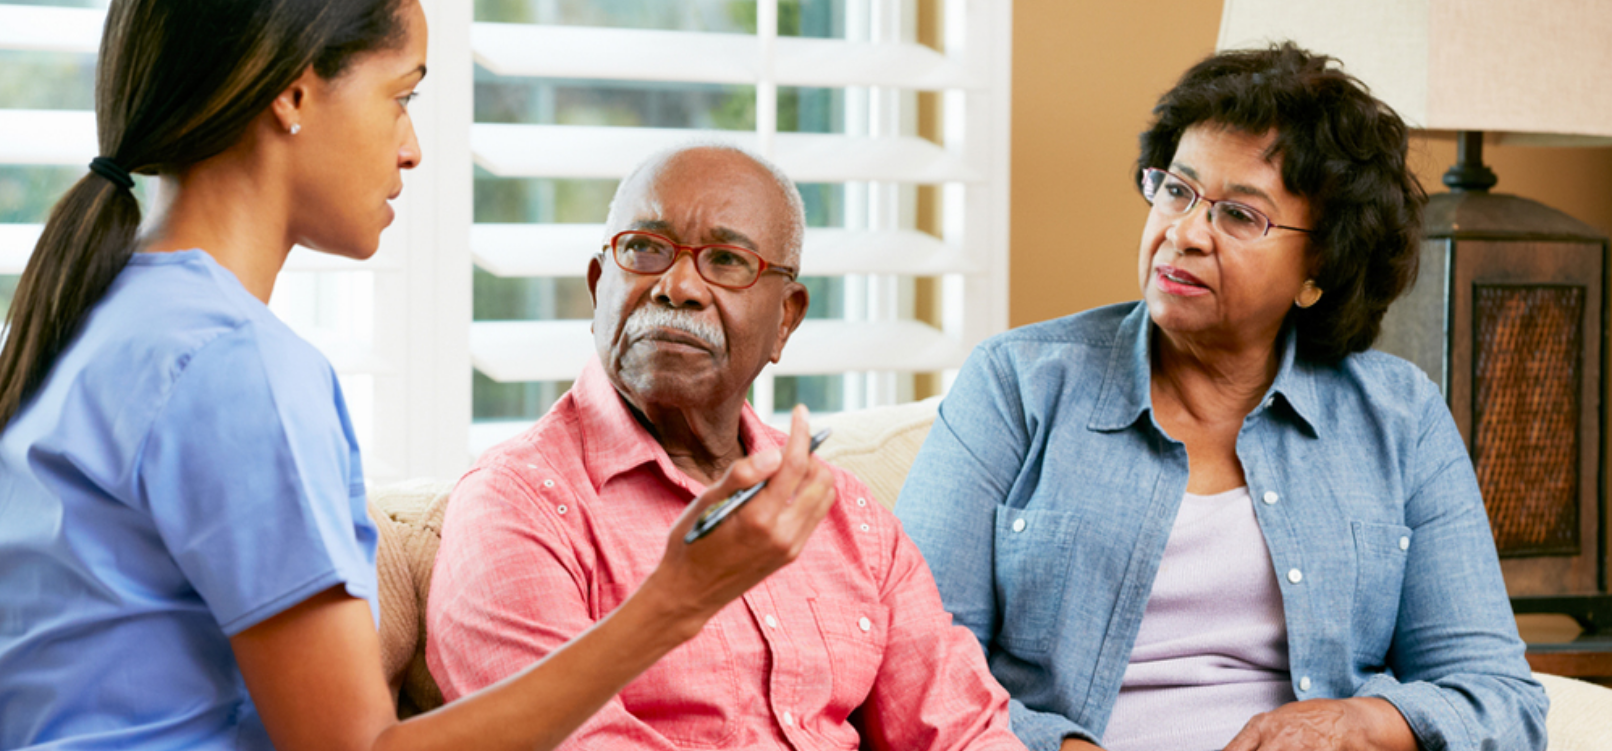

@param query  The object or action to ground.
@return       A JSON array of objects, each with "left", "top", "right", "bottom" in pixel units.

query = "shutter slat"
[
  {"left": 472, "top": 224, "right": 977, "bottom": 278},
  {"left": 470, "top": 23, "right": 972, "bottom": 91},
  {"left": 0, "top": 5, "right": 102, "bottom": 54},
  {"left": 471, "top": 318, "right": 967, "bottom": 383},
  {"left": 471, "top": 123, "right": 976, "bottom": 183},
  {"left": 0, "top": 224, "right": 40, "bottom": 273},
  {"left": 0, "top": 109, "right": 96, "bottom": 166},
  {"left": 773, "top": 36, "right": 972, "bottom": 91},
  {"left": 473, "top": 24, "right": 755, "bottom": 84}
]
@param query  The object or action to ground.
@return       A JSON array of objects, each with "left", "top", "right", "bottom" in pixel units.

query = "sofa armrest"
[{"left": 368, "top": 478, "right": 455, "bottom": 716}]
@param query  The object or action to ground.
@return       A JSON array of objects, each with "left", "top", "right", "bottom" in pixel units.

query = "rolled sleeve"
[{"left": 1008, "top": 699, "right": 1096, "bottom": 751}]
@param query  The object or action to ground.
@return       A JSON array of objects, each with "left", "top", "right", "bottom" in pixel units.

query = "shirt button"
[
  {"left": 1264, "top": 397, "right": 1275, "bottom": 409},
  {"left": 556, "top": 504, "right": 568, "bottom": 515},
  {"left": 858, "top": 616, "right": 872, "bottom": 632},
  {"left": 859, "top": 523, "right": 870, "bottom": 532},
  {"left": 782, "top": 711, "right": 794, "bottom": 727},
  {"left": 543, "top": 479, "right": 556, "bottom": 488},
  {"left": 764, "top": 615, "right": 778, "bottom": 628},
  {"left": 856, "top": 497, "right": 868, "bottom": 507},
  {"left": 1287, "top": 568, "right": 1303, "bottom": 584},
  {"left": 1012, "top": 518, "right": 1027, "bottom": 533},
  {"left": 1399, "top": 536, "right": 1411, "bottom": 551},
  {"left": 1299, "top": 675, "right": 1312, "bottom": 691},
  {"left": 526, "top": 463, "right": 538, "bottom": 470},
  {"left": 1262, "top": 491, "right": 1279, "bottom": 505}
]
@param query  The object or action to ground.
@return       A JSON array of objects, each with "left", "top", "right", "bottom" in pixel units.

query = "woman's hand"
[
  {"left": 1222, "top": 697, "right": 1417, "bottom": 751},
  {"left": 642, "top": 404, "right": 838, "bottom": 636}
]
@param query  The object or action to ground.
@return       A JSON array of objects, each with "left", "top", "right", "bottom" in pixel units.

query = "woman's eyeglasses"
[
  {"left": 1140, "top": 168, "right": 1312, "bottom": 243},
  {"left": 605, "top": 231, "right": 798, "bottom": 290}
]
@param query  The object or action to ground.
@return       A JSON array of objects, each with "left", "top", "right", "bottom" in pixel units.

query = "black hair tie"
[{"left": 89, "top": 156, "right": 135, "bottom": 192}]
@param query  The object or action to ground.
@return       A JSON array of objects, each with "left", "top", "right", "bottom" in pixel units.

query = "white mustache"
[{"left": 624, "top": 306, "right": 725, "bottom": 350}]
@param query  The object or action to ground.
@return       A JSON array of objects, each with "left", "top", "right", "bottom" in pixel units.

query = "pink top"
[
  {"left": 1102, "top": 487, "right": 1296, "bottom": 751},
  {"left": 425, "top": 358, "right": 1024, "bottom": 751}
]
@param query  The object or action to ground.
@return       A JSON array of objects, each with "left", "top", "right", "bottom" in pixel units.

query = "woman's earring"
[
  {"left": 1295, "top": 279, "right": 1323, "bottom": 309},
  {"left": 289, "top": 123, "right": 301, "bottom": 135}
]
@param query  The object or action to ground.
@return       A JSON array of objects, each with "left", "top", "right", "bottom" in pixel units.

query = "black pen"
[{"left": 684, "top": 428, "right": 832, "bottom": 544}]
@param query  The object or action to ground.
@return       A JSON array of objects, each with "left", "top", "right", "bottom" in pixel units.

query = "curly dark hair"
[{"left": 1137, "top": 42, "right": 1426, "bottom": 364}]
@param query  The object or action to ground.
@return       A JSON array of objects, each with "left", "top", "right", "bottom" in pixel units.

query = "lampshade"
[{"left": 1217, "top": 0, "right": 1612, "bottom": 146}]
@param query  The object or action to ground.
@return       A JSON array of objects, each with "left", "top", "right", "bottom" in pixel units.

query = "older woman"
[{"left": 895, "top": 43, "right": 1547, "bottom": 751}]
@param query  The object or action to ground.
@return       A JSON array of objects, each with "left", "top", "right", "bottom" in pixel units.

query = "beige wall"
[{"left": 1010, "top": 0, "right": 1612, "bottom": 328}]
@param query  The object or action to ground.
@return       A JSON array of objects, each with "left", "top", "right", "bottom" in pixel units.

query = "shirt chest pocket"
[
  {"left": 1350, "top": 520, "right": 1412, "bottom": 661},
  {"left": 808, "top": 597, "right": 891, "bottom": 722},
  {"left": 599, "top": 580, "right": 742, "bottom": 748},
  {"left": 993, "top": 506, "right": 1081, "bottom": 656}
]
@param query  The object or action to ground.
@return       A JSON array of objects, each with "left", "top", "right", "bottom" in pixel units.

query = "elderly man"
[{"left": 426, "top": 144, "right": 1023, "bottom": 750}]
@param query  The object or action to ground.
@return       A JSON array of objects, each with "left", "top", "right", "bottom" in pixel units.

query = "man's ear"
[
  {"left": 586, "top": 254, "right": 603, "bottom": 308},
  {"left": 270, "top": 66, "right": 318, "bottom": 135},
  {"left": 769, "top": 281, "right": 810, "bottom": 364}
]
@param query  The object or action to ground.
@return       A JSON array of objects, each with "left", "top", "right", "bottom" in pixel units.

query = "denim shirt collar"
[{"left": 1087, "top": 302, "right": 1321, "bottom": 438}]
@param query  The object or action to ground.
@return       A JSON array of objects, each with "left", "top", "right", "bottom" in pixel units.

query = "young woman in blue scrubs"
[{"left": 0, "top": 1, "right": 838, "bottom": 749}]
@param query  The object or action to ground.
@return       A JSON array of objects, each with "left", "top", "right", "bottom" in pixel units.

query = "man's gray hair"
[{"left": 604, "top": 139, "right": 807, "bottom": 265}]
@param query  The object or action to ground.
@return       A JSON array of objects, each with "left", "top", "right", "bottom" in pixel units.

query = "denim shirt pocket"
[
  {"left": 1350, "top": 520, "right": 1412, "bottom": 662},
  {"left": 994, "top": 506, "right": 1082, "bottom": 656}
]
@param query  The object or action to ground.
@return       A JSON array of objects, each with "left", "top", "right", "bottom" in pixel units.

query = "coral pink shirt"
[{"left": 426, "top": 358, "right": 1023, "bottom": 751}]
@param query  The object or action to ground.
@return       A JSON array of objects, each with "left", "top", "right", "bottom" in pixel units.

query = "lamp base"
[
  {"left": 1376, "top": 190, "right": 1612, "bottom": 632},
  {"left": 1443, "top": 131, "right": 1499, "bottom": 192}
]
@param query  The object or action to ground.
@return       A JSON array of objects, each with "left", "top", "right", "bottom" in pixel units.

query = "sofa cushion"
[
  {"left": 810, "top": 396, "right": 940, "bottom": 511},
  {"left": 364, "top": 398, "right": 1612, "bottom": 750},
  {"left": 1535, "top": 672, "right": 1612, "bottom": 750}
]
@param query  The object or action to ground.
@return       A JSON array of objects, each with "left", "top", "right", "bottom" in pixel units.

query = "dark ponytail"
[{"left": 0, "top": 0, "right": 405, "bottom": 426}]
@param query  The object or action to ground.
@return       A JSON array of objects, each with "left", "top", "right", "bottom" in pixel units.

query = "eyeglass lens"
[
  {"left": 616, "top": 232, "right": 762, "bottom": 287},
  {"left": 1142, "top": 168, "right": 1273, "bottom": 242}
]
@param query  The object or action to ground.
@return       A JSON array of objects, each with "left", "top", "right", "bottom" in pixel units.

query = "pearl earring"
[{"left": 289, "top": 123, "right": 301, "bottom": 135}]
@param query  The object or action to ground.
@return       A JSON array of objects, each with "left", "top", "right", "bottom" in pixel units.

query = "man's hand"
[
  {"left": 1222, "top": 697, "right": 1417, "bottom": 751},
  {"left": 644, "top": 404, "right": 837, "bottom": 635}
]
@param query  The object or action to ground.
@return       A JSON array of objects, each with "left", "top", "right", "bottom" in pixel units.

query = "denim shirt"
[{"left": 894, "top": 302, "right": 1547, "bottom": 751}]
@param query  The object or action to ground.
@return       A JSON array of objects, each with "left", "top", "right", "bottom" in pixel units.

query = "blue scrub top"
[{"left": 0, "top": 250, "right": 377, "bottom": 750}]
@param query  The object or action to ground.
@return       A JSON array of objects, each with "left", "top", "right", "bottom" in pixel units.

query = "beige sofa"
[{"left": 369, "top": 398, "right": 1612, "bottom": 748}]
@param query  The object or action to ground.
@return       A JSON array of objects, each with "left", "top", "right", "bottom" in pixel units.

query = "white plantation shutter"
[
  {"left": 0, "top": 0, "right": 1010, "bottom": 479},
  {"left": 462, "top": 0, "right": 1010, "bottom": 454}
]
